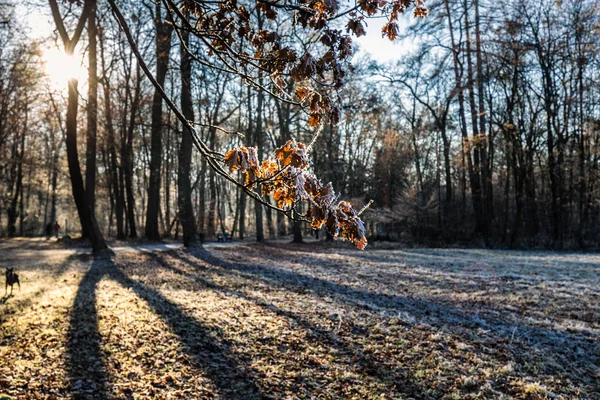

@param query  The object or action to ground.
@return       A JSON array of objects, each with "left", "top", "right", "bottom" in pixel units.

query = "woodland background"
[{"left": 1, "top": 0, "right": 600, "bottom": 249}]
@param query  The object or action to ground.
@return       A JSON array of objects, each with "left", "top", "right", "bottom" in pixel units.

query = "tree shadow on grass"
[
  {"left": 214, "top": 246, "right": 598, "bottom": 340},
  {"left": 176, "top": 248, "right": 599, "bottom": 389},
  {"left": 66, "top": 254, "right": 263, "bottom": 400},
  {"left": 157, "top": 251, "right": 433, "bottom": 399},
  {"left": 66, "top": 256, "right": 110, "bottom": 400}
]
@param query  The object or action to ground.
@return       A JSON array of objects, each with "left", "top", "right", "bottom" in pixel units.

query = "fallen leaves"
[{"left": 0, "top": 246, "right": 598, "bottom": 399}]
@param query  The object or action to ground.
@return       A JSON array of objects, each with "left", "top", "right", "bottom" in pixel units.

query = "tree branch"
[{"left": 106, "top": 0, "right": 301, "bottom": 218}]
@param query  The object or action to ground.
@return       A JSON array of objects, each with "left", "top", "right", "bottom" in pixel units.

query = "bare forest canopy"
[{"left": 1, "top": 0, "right": 600, "bottom": 250}]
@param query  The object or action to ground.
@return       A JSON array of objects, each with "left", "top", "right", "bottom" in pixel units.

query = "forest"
[
  {"left": 1, "top": 0, "right": 599, "bottom": 399},
  {"left": 1, "top": 0, "right": 599, "bottom": 250}
]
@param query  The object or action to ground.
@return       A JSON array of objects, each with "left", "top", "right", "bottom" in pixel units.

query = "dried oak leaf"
[
  {"left": 358, "top": 0, "right": 381, "bottom": 16},
  {"left": 347, "top": 18, "right": 366, "bottom": 37},
  {"left": 270, "top": 168, "right": 310, "bottom": 209},
  {"left": 382, "top": 21, "right": 399, "bottom": 41},
  {"left": 340, "top": 216, "right": 368, "bottom": 250},
  {"left": 245, "top": 166, "right": 261, "bottom": 188},
  {"left": 223, "top": 146, "right": 259, "bottom": 172},
  {"left": 275, "top": 140, "right": 309, "bottom": 169},
  {"left": 295, "top": 87, "right": 313, "bottom": 101},
  {"left": 414, "top": 6, "right": 428, "bottom": 17},
  {"left": 335, "top": 201, "right": 368, "bottom": 249},
  {"left": 303, "top": 174, "right": 323, "bottom": 197}
]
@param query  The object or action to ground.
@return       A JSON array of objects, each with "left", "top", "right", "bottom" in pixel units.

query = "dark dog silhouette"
[{"left": 5, "top": 268, "right": 20, "bottom": 297}]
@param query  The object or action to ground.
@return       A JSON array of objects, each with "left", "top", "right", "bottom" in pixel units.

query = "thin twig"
[{"left": 357, "top": 199, "right": 374, "bottom": 216}]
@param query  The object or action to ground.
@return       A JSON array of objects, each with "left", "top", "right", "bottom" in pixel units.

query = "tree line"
[{"left": 0, "top": 0, "right": 599, "bottom": 250}]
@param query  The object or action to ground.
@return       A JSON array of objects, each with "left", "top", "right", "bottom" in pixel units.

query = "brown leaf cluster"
[
  {"left": 177, "top": 0, "right": 424, "bottom": 126},
  {"left": 223, "top": 146, "right": 261, "bottom": 188},
  {"left": 275, "top": 139, "right": 309, "bottom": 169},
  {"left": 223, "top": 140, "right": 367, "bottom": 249}
]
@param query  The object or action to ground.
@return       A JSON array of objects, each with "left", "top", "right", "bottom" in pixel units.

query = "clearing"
[{"left": 0, "top": 241, "right": 598, "bottom": 399}]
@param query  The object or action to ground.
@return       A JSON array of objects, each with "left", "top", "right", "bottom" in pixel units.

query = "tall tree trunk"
[
  {"left": 100, "top": 28, "right": 125, "bottom": 240},
  {"left": 254, "top": 85, "right": 264, "bottom": 243},
  {"left": 474, "top": 0, "right": 491, "bottom": 235},
  {"left": 50, "top": 134, "right": 59, "bottom": 227},
  {"left": 440, "top": 128, "right": 452, "bottom": 205},
  {"left": 502, "top": 137, "right": 511, "bottom": 244},
  {"left": 18, "top": 109, "right": 26, "bottom": 237},
  {"left": 85, "top": 0, "right": 97, "bottom": 218},
  {"left": 576, "top": 34, "right": 586, "bottom": 247},
  {"left": 444, "top": 0, "right": 474, "bottom": 231},
  {"left": 164, "top": 118, "right": 172, "bottom": 237},
  {"left": 510, "top": 137, "right": 525, "bottom": 249},
  {"left": 178, "top": 13, "right": 198, "bottom": 247},
  {"left": 145, "top": 5, "right": 173, "bottom": 240},
  {"left": 237, "top": 173, "right": 246, "bottom": 239},
  {"left": 49, "top": 0, "right": 107, "bottom": 252},
  {"left": 66, "top": 78, "right": 107, "bottom": 250},
  {"left": 7, "top": 130, "right": 22, "bottom": 237},
  {"left": 207, "top": 168, "right": 216, "bottom": 239},
  {"left": 464, "top": 0, "right": 485, "bottom": 237},
  {"left": 266, "top": 198, "right": 275, "bottom": 238},
  {"left": 197, "top": 158, "right": 207, "bottom": 232},
  {"left": 124, "top": 63, "right": 141, "bottom": 238},
  {"left": 292, "top": 209, "right": 303, "bottom": 243}
]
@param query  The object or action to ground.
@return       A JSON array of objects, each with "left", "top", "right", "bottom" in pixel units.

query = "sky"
[
  {"left": 16, "top": 1, "right": 416, "bottom": 86},
  {"left": 354, "top": 16, "right": 416, "bottom": 63}
]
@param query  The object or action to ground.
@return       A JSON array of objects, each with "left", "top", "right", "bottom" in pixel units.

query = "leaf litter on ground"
[{"left": 0, "top": 243, "right": 598, "bottom": 399}]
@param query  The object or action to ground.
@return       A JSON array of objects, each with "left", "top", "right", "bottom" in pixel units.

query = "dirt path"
[{"left": 0, "top": 238, "right": 249, "bottom": 268}]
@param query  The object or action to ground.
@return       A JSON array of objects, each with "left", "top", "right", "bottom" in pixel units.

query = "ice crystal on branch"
[{"left": 223, "top": 139, "right": 368, "bottom": 249}]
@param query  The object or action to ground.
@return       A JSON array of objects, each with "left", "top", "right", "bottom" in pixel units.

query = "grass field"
[{"left": 1, "top": 243, "right": 598, "bottom": 399}]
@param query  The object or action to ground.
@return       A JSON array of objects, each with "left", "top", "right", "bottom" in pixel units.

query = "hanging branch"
[
  {"left": 105, "top": 0, "right": 306, "bottom": 224},
  {"left": 104, "top": 0, "right": 422, "bottom": 248}
]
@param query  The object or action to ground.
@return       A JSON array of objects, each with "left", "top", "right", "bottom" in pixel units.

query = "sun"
[{"left": 42, "top": 48, "right": 83, "bottom": 89}]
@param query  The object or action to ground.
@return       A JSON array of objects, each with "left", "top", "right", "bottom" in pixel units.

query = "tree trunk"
[
  {"left": 197, "top": 158, "right": 206, "bottom": 232},
  {"left": 444, "top": 0, "right": 475, "bottom": 233},
  {"left": 66, "top": 78, "right": 107, "bottom": 251},
  {"left": 145, "top": 6, "right": 173, "bottom": 240},
  {"left": 292, "top": 209, "right": 303, "bottom": 243},
  {"left": 7, "top": 131, "right": 22, "bottom": 237},
  {"left": 207, "top": 168, "right": 216, "bottom": 239},
  {"left": 49, "top": 0, "right": 107, "bottom": 252},
  {"left": 266, "top": 198, "right": 275, "bottom": 238},
  {"left": 18, "top": 113, "right": 26, "bottom": 237},
  {"left": 440, "top": 128, "right": 452, "bottom": 205},
  {"left": 99, "top": 28, "right": 125, "bottom": 240},
  {"left": 178, "top": 14, "right": 198, "bottom": 247},
  {"left": 238, "top": 174, "right": 246, "bottom": 240},
  {"left": 50, "top": 133, "right": 59, "bottom": 227},
  {"left": 464, "top": 0, "right": 485, "bottom": 237},
  {"left": 124, "top": 62, "right": 141, "bottom": 238},
  {"left": 254, "top": 85, "right": 264, "bottom": 243},
  {"left": 85, "top": 0, "right": 97, "bottom": 218},
  {"left": 474, "top": 0, "right": 491, "bottom": 236}
]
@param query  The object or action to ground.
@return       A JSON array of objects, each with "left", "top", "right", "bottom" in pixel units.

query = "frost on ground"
[{"left": 0, "top": 243, "right": 598, "bottom": 399}]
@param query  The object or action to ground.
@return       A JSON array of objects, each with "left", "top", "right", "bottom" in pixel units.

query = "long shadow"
[
  {"left": 227, "top": 245, "right": 512, "bottom": 297},
  {"left": 105, "top": 259, "right": 263, "bottom": 399},
  {"left": 352, "top": 248, "right": 600, "bottom": 276},
  {"left": 231, "top": 246, "right": 600, "bottom": 335},
  {"left": 52, "top": 252, "right": 93, "bottom": 278},
  {"left": 66, "top": 254, "right": 263, "bottom": 399},
  {"left": 66, "top": 256, "right": 111, "bottom": 399},
  {"left": 159, "top": 251, "right": 433, "bottom": 399},
  {"left": 182, "top": 248, "right": 599, "bottom": 376}
]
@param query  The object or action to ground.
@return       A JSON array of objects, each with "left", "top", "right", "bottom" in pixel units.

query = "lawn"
[{"left": 1, "top": 243, "right": 598, "bottom": 399}]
